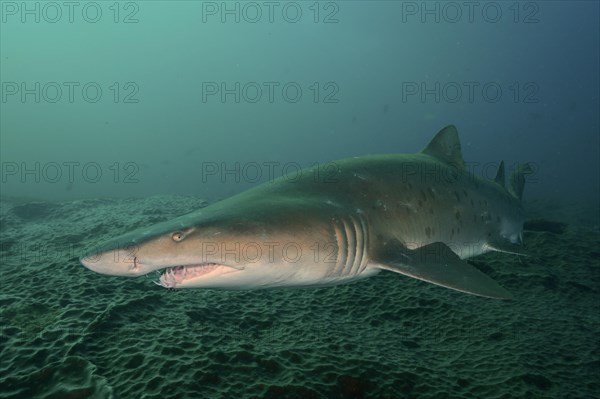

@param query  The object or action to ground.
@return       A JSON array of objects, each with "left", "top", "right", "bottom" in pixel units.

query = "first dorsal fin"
[
  {"left": 494, "top": 161, "right": 506, "bottom": 187},
  {"left": 421, "top": 125, "right": 465, "bottom": 169}
]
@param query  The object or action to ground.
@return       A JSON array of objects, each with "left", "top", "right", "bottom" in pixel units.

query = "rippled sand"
[{"left": 1, "top": 195, "right": 598, "bottom": 398}]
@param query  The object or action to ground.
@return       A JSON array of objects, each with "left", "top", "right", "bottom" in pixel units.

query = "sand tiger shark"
[{"left": 81, "top": 125, "right": 532, "bottom": 299}]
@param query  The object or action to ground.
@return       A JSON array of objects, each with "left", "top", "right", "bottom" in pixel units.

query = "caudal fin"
[{"left": 508, "top": 163, "right": 533, "bottom": 201}]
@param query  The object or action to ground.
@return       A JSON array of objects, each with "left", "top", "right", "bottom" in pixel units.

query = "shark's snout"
[
  {"left": 80, "top": 248, "right": 140, "bottom": 276},
  {"left": 80, "top": 229, "right": 245, "bottom": 287}
]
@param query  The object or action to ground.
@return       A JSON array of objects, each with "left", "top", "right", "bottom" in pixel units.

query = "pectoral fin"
[{"left": 373, "top": 241, "right": 513, "bottom": 299}]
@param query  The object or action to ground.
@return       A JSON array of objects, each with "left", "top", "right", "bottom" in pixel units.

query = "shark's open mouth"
[{"left": 156, "top": 263, "right": 222, "bottom": 288}]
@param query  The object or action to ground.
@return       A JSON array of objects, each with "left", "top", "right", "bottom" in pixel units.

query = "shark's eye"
[{"left": 172, "top": 232, "right": 185, "bottom": 242}]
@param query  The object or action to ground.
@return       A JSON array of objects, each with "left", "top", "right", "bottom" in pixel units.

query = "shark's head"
[
  {"left": 80, "top": 217, "right": 244, "bottom": 288},
  {"left": 80, "top": 198, "right": 341, "bottom": 289}
]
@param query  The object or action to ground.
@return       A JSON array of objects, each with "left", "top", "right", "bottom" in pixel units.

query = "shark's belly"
[{"left": 204, "top": 262, "right": 382, "bottom": 289}]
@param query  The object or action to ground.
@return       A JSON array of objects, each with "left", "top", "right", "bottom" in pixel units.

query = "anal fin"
[{"left": 373, "top": 241, "right": 513, "bottom": 299}]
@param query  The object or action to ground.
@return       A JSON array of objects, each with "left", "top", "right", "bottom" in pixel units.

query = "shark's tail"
[{"left": 507, "top": 163, "right": 534, "bottom": 201}]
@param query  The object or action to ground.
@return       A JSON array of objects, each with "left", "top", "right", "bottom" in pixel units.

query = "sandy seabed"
[{"left": 0, "top": 195, "right": 598, "bottom": 399}]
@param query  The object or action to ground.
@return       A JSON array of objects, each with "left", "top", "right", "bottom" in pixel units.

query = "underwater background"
[{"left": 1, "top": 1, "right": 598, "bottom": 398}]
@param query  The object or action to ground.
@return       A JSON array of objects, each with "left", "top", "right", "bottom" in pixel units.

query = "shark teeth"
[{"left": 157, "top": 263, "right": 221, "bottom": 288}]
